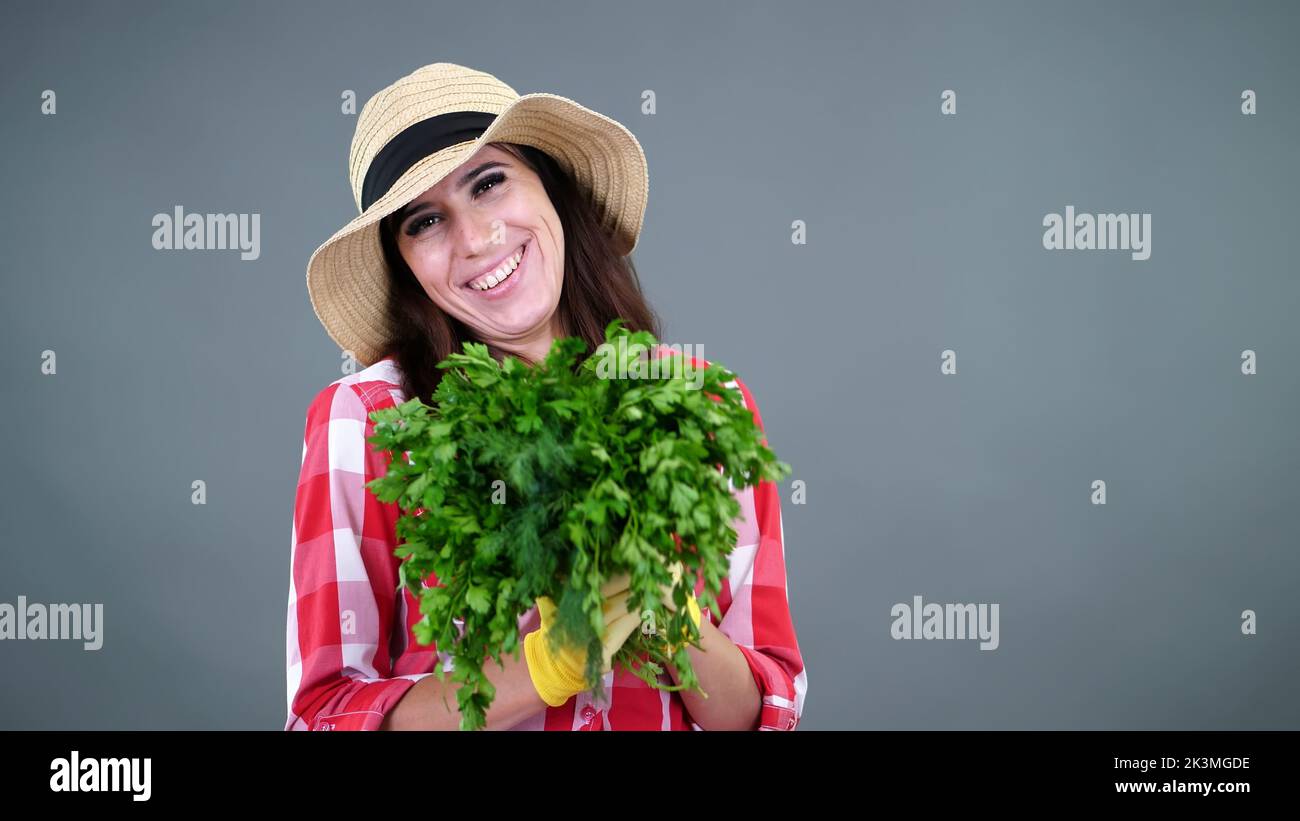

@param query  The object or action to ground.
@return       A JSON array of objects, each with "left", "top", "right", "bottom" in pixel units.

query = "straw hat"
[{"left": 306, "top": 62, "right": 649, "bottom": 367}]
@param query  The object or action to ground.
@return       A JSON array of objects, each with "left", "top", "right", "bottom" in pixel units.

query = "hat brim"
[{"left": 306, "top": 93, "right": 648, "bottom": 368}]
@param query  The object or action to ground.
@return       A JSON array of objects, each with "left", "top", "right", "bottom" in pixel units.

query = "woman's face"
[{"left": 391, "top": 143, "right": 565, "bottom": 356}]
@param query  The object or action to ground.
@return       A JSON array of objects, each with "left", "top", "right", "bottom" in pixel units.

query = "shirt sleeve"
[
  {"left": 708, "top": 374, "right": 808, "bottom": 731},
  {"left": 285, "top": 381, "right": 435, "bottom": 730}
]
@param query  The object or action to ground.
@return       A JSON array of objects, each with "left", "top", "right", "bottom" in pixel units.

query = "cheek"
[
  {"left": 406, "top": 248, "right": 454, "bottom": 296},
  {"left": 521, "top": 198, "right": 563, "bottom": 277}
]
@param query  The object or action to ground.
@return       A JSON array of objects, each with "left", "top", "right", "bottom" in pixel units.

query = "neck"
[{"left": 489, "top": 314, "right": 564, "bottom": 365}]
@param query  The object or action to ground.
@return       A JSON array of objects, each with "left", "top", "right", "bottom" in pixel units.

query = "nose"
[{"left": 454, "top": 209, "right": 497, "bottom": 259}]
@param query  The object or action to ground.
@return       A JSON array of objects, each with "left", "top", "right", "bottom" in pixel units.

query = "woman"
[{"left": 287, "top": 62, "right": 806, "bottom": 730}]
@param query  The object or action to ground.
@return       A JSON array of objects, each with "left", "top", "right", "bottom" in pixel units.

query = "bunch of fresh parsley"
[{"left": 364, "top": 320, "right": 790, "bottom": 730}]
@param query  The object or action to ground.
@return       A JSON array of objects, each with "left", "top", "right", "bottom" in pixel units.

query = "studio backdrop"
[{"left": 0, "top": 0, "right": 1297, "bottom": 730}]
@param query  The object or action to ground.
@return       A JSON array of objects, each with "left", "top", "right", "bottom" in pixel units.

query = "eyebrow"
[{"left": 394, "top": 161, "right": 509, "bottom": 226}]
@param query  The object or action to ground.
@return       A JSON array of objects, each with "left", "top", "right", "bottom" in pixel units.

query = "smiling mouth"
[{"left": 466, "top": 243, "right": 525, "bottom": 291}]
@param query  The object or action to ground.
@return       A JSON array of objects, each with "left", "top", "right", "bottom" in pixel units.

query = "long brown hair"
[{"left": 377, "top": 141, "right": 660, "bottom": 405}]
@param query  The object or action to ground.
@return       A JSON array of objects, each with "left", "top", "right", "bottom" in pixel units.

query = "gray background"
[{"left": 1, "top": 0, "right": 1296, "bottom": 730}]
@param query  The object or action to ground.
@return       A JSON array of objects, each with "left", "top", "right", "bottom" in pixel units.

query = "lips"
[
  {"left": 463, "top": 243, "right": 525, "bottom": 290},
  {"left": 466, "top": 240, "right": 529, "bottom": 299}
]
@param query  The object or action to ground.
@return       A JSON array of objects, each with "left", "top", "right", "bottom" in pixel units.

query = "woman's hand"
[{"left": 523, "top": 573, "right": 642, "bottom": 707}]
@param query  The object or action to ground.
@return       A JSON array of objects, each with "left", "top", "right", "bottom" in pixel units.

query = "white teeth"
[{"left": 470, "top": 246, "right": 524, "bottom": 291}]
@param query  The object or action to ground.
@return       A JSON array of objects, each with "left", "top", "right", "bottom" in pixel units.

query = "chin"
[{"left": 500, "top": 301, "right": 560, "bottom": 331}]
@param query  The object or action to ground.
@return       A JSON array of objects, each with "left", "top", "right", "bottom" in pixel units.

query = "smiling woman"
[
  {"left": 376, "top": 140, "right": 660, "bottom": 408},
  {"left": 288, "top": 62, "right": 808, "bottom": 731}
]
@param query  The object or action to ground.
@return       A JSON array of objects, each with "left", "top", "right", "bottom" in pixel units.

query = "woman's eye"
[
  {"left": 405, "top": 172, "right": 506, "bottom": 236},
  {"left": 406, "top": 214, "right": 441, "bottom": 235},
  {"left": 473, "top": 171, "right": 506, "bottom": 197}
]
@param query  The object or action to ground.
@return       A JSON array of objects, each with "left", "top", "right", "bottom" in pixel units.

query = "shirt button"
[{"left": 581, "top": 706, "right": 596, "bottom": 721}]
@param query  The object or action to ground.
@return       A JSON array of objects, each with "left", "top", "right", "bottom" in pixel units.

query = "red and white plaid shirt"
[{"left": 285, "top": 355, "right": 807, "bottom": 730}]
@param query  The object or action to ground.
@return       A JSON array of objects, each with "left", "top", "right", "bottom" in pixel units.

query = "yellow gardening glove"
[
  {"left": 524, "top": 573, "right": 641, "bottom": 707},
  {"left": 657, "top": 561, "right": 703, "bottom": 653}
]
